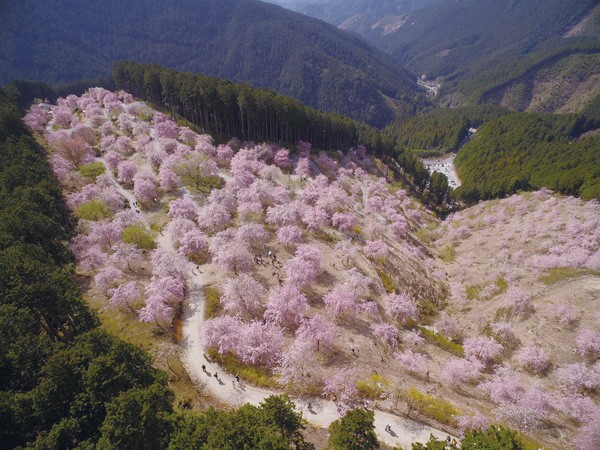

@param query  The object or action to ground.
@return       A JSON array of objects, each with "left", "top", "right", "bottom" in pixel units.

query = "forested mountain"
[
  {"left": 264, "top": 0, "right": 437, "bottom": 32},
  {"left": 264, "top": 0, "right": 600, "bottom": 115},
  {"left": 367, "top": 0, "right": 598, "bottom": 78},
  {"left": 0, "top": 0, "right": 425, "bottom": 127},
  {"left": 454, "top": 113, "right": 600, "bottom": 202}
]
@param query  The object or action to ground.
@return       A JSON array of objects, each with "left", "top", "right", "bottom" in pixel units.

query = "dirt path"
[{"left": 98, "top": 158, "right": 454, "bottom": 448}]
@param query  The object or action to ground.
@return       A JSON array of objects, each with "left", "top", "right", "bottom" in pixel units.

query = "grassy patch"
[
  {"left": 206, "top": 349, "right": 278, "bottom": 389},
  {"left": 204, "top": 286, "right": 222, "bottom": 319},
  {"left": 74, "top": 199, "right": 112, "bottom": 221},
  {"left": 415, "top": 222, "right": 439, "bottom": 244},
  {"left": 418, "top": 326, "right": 464, "bottom": 357},
  {"left": 79, "top": 161, "right": 106, "bottom": 180},
  {"left": 418, "top": 299, "right": 438, "bottom": 318},
  {"left": 465, "top": 284, "right": 484, "bottom": 300},
  {"left": 376, "top": 268, "right": 397, "bottom": 294},
  {"left": 401, "top": 386, "right": 459, "bottom": 426},
  {"left": 437, "top": 244, "right": 456, "bottom": 263},
  {"left": 518, "top": 432, "right": 546, "bottom": 450},
  {"left": 495, "top": 276, "right": 508, "bottom": 295},
  {"left": 540, "top": 267, "right": 600, "bottom": 285},
  {"left": 356, "top": 373, "right": 390, "bottom": 400}
]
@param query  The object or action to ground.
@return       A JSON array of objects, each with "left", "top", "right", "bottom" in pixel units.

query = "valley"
[{"left": 1, "top": 0, "right": 599, "bottom": 448}]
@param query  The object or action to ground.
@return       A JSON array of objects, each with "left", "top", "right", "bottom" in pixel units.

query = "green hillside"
[
  {"left": 0, "top": 0, "right": 425, "bottom": 127},
  {"left": 454, "top": 113, "right": 600, "bottom": 201},
  {"left": 384, "top": 105, "right": 510, "bottom": 156}
]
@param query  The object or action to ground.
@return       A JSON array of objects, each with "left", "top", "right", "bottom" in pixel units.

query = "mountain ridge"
[{"left": 0, "top": 0, "right": 425, "bottom": 127}]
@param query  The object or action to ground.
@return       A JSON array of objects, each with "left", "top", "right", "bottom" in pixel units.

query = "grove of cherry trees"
[{"left": 25, "top": 89, "right": 600, "bottom": 449}]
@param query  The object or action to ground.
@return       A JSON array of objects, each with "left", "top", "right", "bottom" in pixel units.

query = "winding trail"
[{"left": 98, "top": 158, "right": 454, "bottom": 448}]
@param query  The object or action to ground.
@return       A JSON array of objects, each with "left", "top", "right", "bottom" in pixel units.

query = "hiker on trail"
[
  {"left": 385, "top": 424, "right": 392, "bottom": 433},
  {"left": 201, "top": 364, "right": 206, "bottom": 372},
  {"left": 235, "top": 374, "right": 240, "bottom": 383},
  {"left": 214, "top": 372, "right": 218, "bottom": 380}
]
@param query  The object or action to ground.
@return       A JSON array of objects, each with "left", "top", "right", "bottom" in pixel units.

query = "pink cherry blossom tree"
[
  {"left": 150, "top": 248, "right": 188, "bottom": 280},
  {"left": 573, "top": 413, "right": 600, "bottom": 450},
  {"left": 516, "top": 344, "right": 550, "bottom": 374},
  {"left": 435, "top": 313, "right": 462, "bottom": 341},
  {"left": 198, "top": 203, "right": 232, "bottom": 233},
  {"left": 108, "top": 281, "right": 141, "bottom": 309},
  {"left": 211, "top": 240, "right": 254, "bottom": 274},
  {"left": 442, "top": 358, "right": 483, "bottom": 387},
  {"left": 463, "top": 336, "right": 503, "bottom": 366},
  {"left": 222, "top": 274, "right": 266, "bottom": 316},
  {"left": 133, "top": 170, "right": 158, "bottom": 203},
  {"left": 323, "top": 284, "right": 358, "bottom": 319},
  {"left": 138, "top": 295, "right": 175, "bottom": 326},
  {"left": 322, "top": 368, "right": 360, "bottom": 404},
  {"left": 294, "top": 157, "right": 311, "bottom": 178},
  {"left": 576, "top": 329, "right": 600, "bottom": 359},
  {"left": 394, "top": 349, "right": 428, "bottom": 375},
  {"left": 236, "top": 223, "right": 270, "bottom": 249},
  {"left": 276, "top": 340, "right": 320, "bottom": 388},
  {"left": 370, "top": 323, "right": 398, "bottom": 349},
  {"left": 363, "top": 240, "right": 389, "bottom": 260},
  {"left": 109, "top": 242, "right": 144, "bottom": 272},
  {"left": 301, "top": 206, "right": 329, "bottom": 232},
  {"left": 273, "top": 149, "right": 291, "bottom": 170},
  {"left": 456, "top": 414, "right": 490, "bottom": 433},
  {"left": 296, "top": 315, "right": 337, "bottom": 352},
  {"left": 94, "top": 266, "right": 124, "bottom": 295},
  {"left": 237, "top": 321, "right": 284, "bottom": 367},
  {"left": 332, "top": 212, "right": 357, "bottom": 233},
  {"left": 284, "top": 244, "right": 323, "bottom": 288},
  {"left": 203, "top": 315, "right": 243, "bottom": 355},
  {"left": 502, "top": 287, "right": 533, "bottom": 319},
  {"left": 265, "top": 284, "right": 308, "bottom": 328},
  {"left": 277, "top": 225, "right": 303, "bottom": 249},
  {"left": 547, "top": 303, "right": 579, "bottom": 327},
  {"left": 168, "top": 197, "right": 198, "bottom": 221},
  {"left": 178, "top": 229, "right": 208, "bottom": 259},
  {"left": 556, "top": 363, "right": 600, "bottom": 392},
  {"left": 385, "top": 293, "right": 418, "bottom": 325}
]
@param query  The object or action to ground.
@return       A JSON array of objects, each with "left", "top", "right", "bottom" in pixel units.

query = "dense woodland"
[
  {"left": 0, "top": 0, "right": 426, "bottom": 127},
  {"left": 384, "top": 105, "right": 510, "bottom": 156},
  {"left": 113, "top": 61, "right": 431, "bottom": 191},
  {"left": 454, "top": 113, "right": 600, "bottom": 202}
]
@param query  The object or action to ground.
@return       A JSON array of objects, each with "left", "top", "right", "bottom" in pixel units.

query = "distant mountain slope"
[
  {"left": 264, "top": 0, "right": 437, "bottom": 29},
  {"left": 0, "top": 0, "right": 424, "bottom": 127},
  {"left": 371, "top": 0, "right": 598, "bottom": 78}
]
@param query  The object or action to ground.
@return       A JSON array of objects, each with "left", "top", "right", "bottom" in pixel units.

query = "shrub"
[
  {"left": 356, "top": 373, "right": 390, "bottom": 400},
  {"left": 74, "top": 199, "right": 112, "bottom": 221},
  {"left": 79, "top": 161, "right": 106, "bottom": 180},
  {"left": 123, "top": 225, "right": 156, "bottom": 250},
  {"left": 401, "top": 386, "right": 459, "bottom": 425},
  {"left": 438, "top": 244, "right": 456, "bottom": 263}
]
